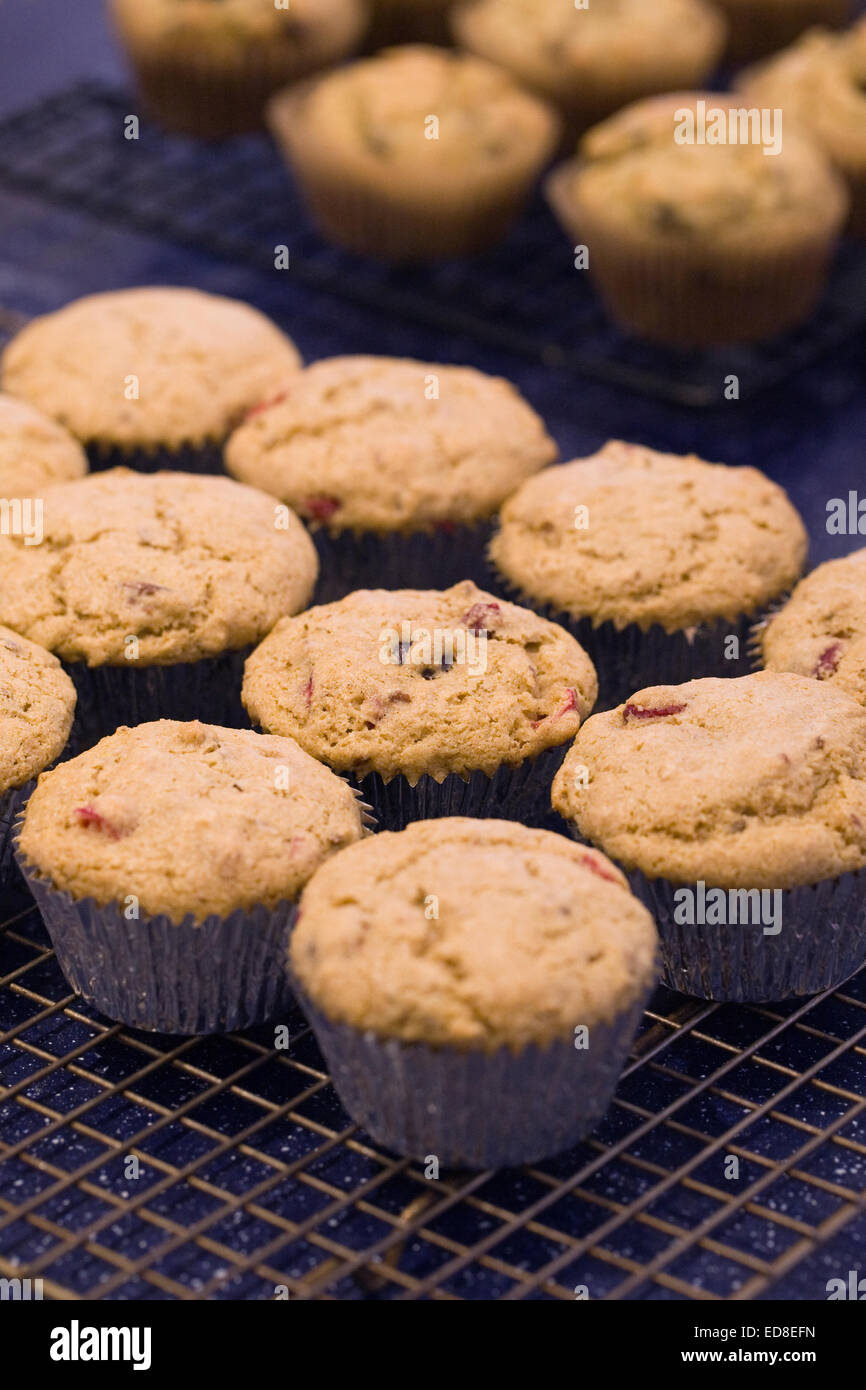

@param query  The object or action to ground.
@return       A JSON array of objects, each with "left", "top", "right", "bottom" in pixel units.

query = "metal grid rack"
[
  {"left": 1, "top": 889, "right": 865, "bottom": 1302},
  {"left": 0, "top": 82, "right": 865, "bottom": 408}
]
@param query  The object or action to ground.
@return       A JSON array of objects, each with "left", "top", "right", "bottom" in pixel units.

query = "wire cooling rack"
[
  {"left": 1, "top": 884, "right": 865, "bottom": 1302},
  {"left": 0, "top": 81, "right": 865, "bottom": 409}
]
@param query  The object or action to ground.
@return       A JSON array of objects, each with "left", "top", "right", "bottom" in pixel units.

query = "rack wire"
[{"left": 0, "top": 82, "right": 865, "bottom": 408}]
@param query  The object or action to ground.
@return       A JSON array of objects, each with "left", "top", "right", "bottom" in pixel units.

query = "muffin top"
[
  {"left": 111, "top": 0, "right": 365, "bottom": 52},
  {"left": 490, "top": 441, "right": 807, "bottom": 632},
  {"left": 20, "top": 720, "right": 364, "bottom": 922},
  {"left": 551, "top": 92, "right": 848, "bottom": 247},
  {"left": 0, "top": 627, "right": 76, "bottom": 793},
  {"left": 243, "top": 580, "right": 598, "bottom": 782},
  {"left": 740, "top": 19, "right": 866, "bottom": 162},
  {"left": 225, "top": 356, "right": 557, "bottom": 533},
  {"left": 0, "top": 468, "right": 318, "bottom": 667},
  {"left": 762, "top": 549, "right": 866, "bottom": 706},
  {"left": 0, "top": 288, "right": 302, "bottom": 450},
  {"left": 552, "top": 672, "right": 866, "bottom": 889},
  {"left": 452, "top": 0, "right": 726, "bottom": 103},
  {"left": 0, "top": 394, "right": 88, "bottom": 496},
  {"left": 269, "top": 45, "right": 560, "bottom": 196},
  {"left": 291, "top": 817, "right": 658, "bottom": 1051}
]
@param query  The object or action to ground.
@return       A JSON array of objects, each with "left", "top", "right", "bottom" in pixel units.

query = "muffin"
[
  {"left": 108, "top": 0, "right": 367, "bottom": 139},
  {"left": 552, "top": 672, "right": 866, "bottom": 1002},
  {"left": 1, "top": 288, "right": 302, "bottom": 474},
  {"left": 0, "top": 628, "right": 76, "bottom": 893},
  {"left": 716, "top": 0, "right": 850, "bottom": 64},
  {"left": 291, "top": 817, "right": 659, "bottom": 1167},
  {"left": 489, "top": 441, "right": 808, "bottom": 709},
  {"left": 759, "top": 549, "right": 866, "bottom": 705},
  {"left": 367, "top": 0, "right": 454, "bottom": 47},
  {"left": 268, "top": 45, "right": 561, "bottom": 262},
  {"left": 739, "top": 18, "right": 866, "bottom": 234},
  {"left": 0, "top": 468, "right": 318, "bottom": 748},
  {"left": 0, "top": 394, "right": 87, "bottom": 496},
  {"left": 452, "top": 0, "right": 726, "bottom": 136},
  {"left": 243, "top": 580, "right": 598, "bottom": 828},
  {"left": 225, "top": 355, "right": 557, "bottom": 600},
  {"left": 546, "top": 93, "right": 849, "bottom": 346},
  {"left": 17, "top": 720, "right": 366, "bottom": 1033}
]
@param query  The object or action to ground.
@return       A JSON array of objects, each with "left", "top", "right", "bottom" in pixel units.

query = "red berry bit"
[
  {"left": 303, "top": 495, "right": 341, "bottom": 524},
  {"left": 623, "top": 702, "right": 687, "bottom": 724},
  {"left": 531, "top": 688, "right": 580, "bottom": 730},
  {"left": 301, "top": 675, "right": 314, "bottom": 708},
  {"left": 74, "top": 805, "right": 122, "bottom": 839},
  {"left": 123, "top": 581, "right": 168, "bottom": 602},
  {"left": 245, "top": 389, "right": 289, "bottom": 421},
  {"left": 813, "top": 642, "right": 843, "bottom": 679},
  {"left": 459, "top": 602, "right": 501, "bottom": 633},
  {"left": 578, "top": 850, "right": 621, "bottom": 885}
]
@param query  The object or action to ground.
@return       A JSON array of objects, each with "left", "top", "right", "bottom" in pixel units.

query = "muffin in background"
[
  {"left": 367, "top": 0, "right": 454, "bottom": 47},
  {"left": 0, "top": 288, "right": 302, "bottom": 474},
  {"left": 759, "top": 548, "right": 866, "bottom": 705},
  {"left": 18, "top": 720, "right": 366, "bottom": 1033},
  {"left": 225, "top": 355, "right": 557, "bottom": 599},
  {"left": 0, "top": 468, "right": 318, "bottom": 748},
  {"left": 451, "top": 0, "right": 726, "bottom": 135},
  {"left": 0, "top": 394, "right": 87, "bottom": 496},
  {"left": 546, "top": 92, "right": 849, "bottom": 346},
  {"left": 0, "top": 627, "right": 76, "bottom": 893},
  {"left": 291, "top": 818, "right": 659, "bottom": 1168},
  {"left": 108, "top": 0, "right": 367, "bottom": 139},
  {"left": 243, "top": 580, "right": 597, "bottom": 829},
  {"left": 268, "top": 45, "right": 561, "bottom": 262},
  {"left": 715, "top": 0, "right": 850, "bottom": 64},
  {"left": 739, "top": 18, "right": 866, "bottom": 234},
  {"left": 553, "top": 672, "right": 866, "bottom": 1002},
  {"left": 489, "top": 441, "right": 808, "bottom": 708}
]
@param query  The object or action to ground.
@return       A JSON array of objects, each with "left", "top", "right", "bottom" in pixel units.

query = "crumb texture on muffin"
[
  {"left": 553, "top": 671, "right": 866, "bottom": 889},
  {"left": 490, "top": 441, "right": 807, "bottom": 632},
  {"left": 762, "top": 549, "right": 866, "bottom": 705},
  {"left": 291, "top": 817, "right": 658, "bottom": 1050},
  {"left": 0, "top": 626, "right": 76, "bottom": 792},
  {"left": 1, "top": 289, "right": 302, "bottom": 449},
  {"left": 0, "top": 394, "right": 88, "bottom": 495},
  {"left": 226, "top": 355, "right": 556, "bottom": 532},
  {"left": 243, "top": 580, "right": 598, "bottom": 782},
  {"left": 19, "top": 720, "right": 364, "bottom": 921},
  {"left": 0, "top": 468, "right": 318, "bottom": 666}
]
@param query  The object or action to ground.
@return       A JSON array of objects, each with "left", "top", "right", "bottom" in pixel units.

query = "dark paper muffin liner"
[
  {"left": 16, "top": 839, "right": 297, "bottom": 1034},
  {"left": 746, "top": 593, "right": 794, "bottom": 673},
  {"left": 312, "top": 523, "right": 494, "bottom": 605},
  {"left": 0, "top": 782, "right": 34, "bottom": 894},
  {"left": 487, "top": 561, "right": 754, "bottom": 710},
  {"left": 86, "top": 440, "right": 225, "bottom": 476},
  {"left": 357, "top": 743, "right": 569, "bottom": 833},
  {"left": 627, "top": 868, "right": 866, "bottom": 1003},
  {"left": 296, "top": 988, "right": 650, "bottom": 1168},
  {"left": 66, "top": 648, "right": 252, "bottom": 752}
]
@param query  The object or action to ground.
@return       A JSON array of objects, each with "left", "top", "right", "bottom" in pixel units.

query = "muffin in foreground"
[
  {"left": 715, "top": 0, "right": 850, "bottom": 64},
  {"left": 0, "top": 393, "right": 87, "bottom": 496},
  {"left": 552, "top": 672, "right": 866, "bottom": 1002},
  {"left": 0, "top": 627, "right": 76, "bottom": 892},
  {"left": 451, "top": 0, "right": 726, "bottom": 135},
  {"left": 0, "top": 468, "right": 318, "bottom": 747},
  {"left": 226, "top": 355, "right": 557, "bottom": 599},
  {"left": 0, "top": 288, "right": 302, "bottom": 473},
  {"left": 109, "top": 0, "right": 367, "bottom": 138},
  {"left": 243, "top": 580, "right": 597, "bottom": 828},
  {"left": 546, "top": 93, "right": 849, "bottom": 346},
  {"left": 17, "top": 720, "right": 366, "bottom": 1033},
  {"left": 489, "top": 441, "right": 807, "bottom": 708},
  {"left": 739, "top": 18, "right": 866, "bottom": 235},
  {"left": 268, "top": 45, "right": 560, "bottom": 262},
  {"left": 759, "top": 549, "right": 866, "bottom": 705},
  {"left": 291, "top": 818, "right": 659, "bottom": 1167}
]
